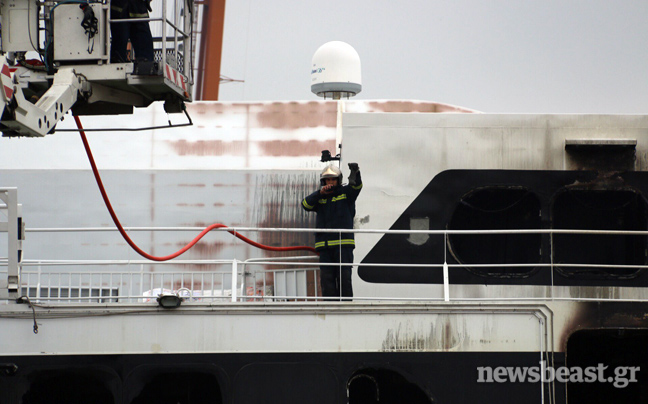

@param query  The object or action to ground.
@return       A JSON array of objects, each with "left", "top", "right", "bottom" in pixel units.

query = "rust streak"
[
  {"left": 259, "top": 140, "right": 335, "bottom": 157},
  {"left": 168, "top": 139, "right": 335, "bottom": 157},
  {"left": 213, "top": 183, "right": 246, "bottom": 187},
  {"left": 256, "top": 101, "right": 337, "bottom": 129},
  {"left": 168, "top": 140, "right": 247, "bottom": 156}
]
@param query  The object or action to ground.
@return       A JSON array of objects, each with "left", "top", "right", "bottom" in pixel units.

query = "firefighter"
[
  {"left": 302, "top": 163, "right": 362, "bottom": 300},
  {"left": 110, "top": 0, "right": 154, "bottom": 63}
]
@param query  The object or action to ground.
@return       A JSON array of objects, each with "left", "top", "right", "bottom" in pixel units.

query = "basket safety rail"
[{"left": 109, "top": 0, "right": 193, "bottom": 87}]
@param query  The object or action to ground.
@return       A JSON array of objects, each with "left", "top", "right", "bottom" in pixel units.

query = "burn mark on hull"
[
  {"left": 253, "top": 172, "right": 318, "bottom": 253},
  {"left": 560, "top": 301, "right": 648, "bottom": 352},
  {"left": 559, "top": 302, "right": 600, "bottom": 352},
  {"left": 598, "top": 302, "right": 648, "bottom": 328},
  {"left": 382, "top": 316, "right": 465, "bottom": 352},
  {"left": 566, "top": 142, "right": 636, "bottom": 172},
  {"left": 253, "top": 172, "right": 319, "bottom": 293}
]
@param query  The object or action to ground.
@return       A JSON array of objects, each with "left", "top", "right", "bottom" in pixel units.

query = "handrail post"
[
  {"left": 550, "top": 230, "right": 554, "bottom": 300},
  {"left": 161, "top": 0, "right": 167, "bottom": 64},
  {"left": 240, "top": 261, "right": 247, "bottom": 302},
  {"left": 184, "top": 0, "right": 192, "bottom": 81},
  {"left": 231, "top": 259, "right": 238, "bottom": 303},
  {"left": 443, "top": 231, "right": 449, "bottom": 302}
]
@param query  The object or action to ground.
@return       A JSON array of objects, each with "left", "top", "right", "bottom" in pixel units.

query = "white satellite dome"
[{"left": 311, "top": 41, "right": 362, "bottom": 99}]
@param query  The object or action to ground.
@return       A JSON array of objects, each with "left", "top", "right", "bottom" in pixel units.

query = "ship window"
[
  {"left": 567, "top": 329, "right": 647, "bottom": 403},
  {"left": 347, "top": 369, "right": 431, "bottom": 404},
  {"left": 130, "top": 372, "right": 222, "bottom": 404},
  {"left": 552, "top": 189, "right": 647, "bottom": 278},
  {"left": 233, "top": 363, "right": 337, "bottom": 404},
  {"left": 448, "top": 187, "right": 541, "bottom": 277},
  {"left": 22, "top": 370, "right": 114, "bottom": 404}
]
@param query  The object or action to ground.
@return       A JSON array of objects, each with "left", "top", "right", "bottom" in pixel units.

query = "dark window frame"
[{"left": 447, "top": 186, "right": 542, "bottom": 279}]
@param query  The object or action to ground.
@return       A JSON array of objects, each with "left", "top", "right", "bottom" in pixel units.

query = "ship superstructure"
[{"left": 2, "top": 101, "right": 648, "bottom": 403}]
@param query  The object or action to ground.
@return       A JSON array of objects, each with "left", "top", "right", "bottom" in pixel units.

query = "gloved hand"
[
  {"left": 348, "top": 163, "right": 359, "bottom": 185},
  {"left": 79, "top": 4, "right": 98, "bottom": 38},
  {"left": 320, "top": 184, "right": 335, "bottom": 194}
]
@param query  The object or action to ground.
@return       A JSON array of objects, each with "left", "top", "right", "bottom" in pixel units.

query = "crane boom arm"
[{"left": 0, "top": 57, "right": 86, "bottom": 137}]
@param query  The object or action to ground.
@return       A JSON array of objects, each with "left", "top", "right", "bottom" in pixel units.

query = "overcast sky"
[{"left": 217, "top": 0, "right": 648, "bottom": 113}]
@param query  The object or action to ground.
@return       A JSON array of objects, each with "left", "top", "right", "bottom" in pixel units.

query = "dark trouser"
[
  {"left": 110, "top": 11, "right": 154, "bottom": 62},
  {"left": 319, "top": 247, "right": 353, "bottom": 300}
]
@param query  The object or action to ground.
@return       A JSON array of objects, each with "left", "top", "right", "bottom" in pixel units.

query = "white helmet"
[{"left": 320, "top": 165, "right": 342, "bottom": 185}]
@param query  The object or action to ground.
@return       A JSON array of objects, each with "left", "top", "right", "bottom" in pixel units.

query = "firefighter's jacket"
[
  {"left": 301, "top": 176, "right": 363, "bottom": 251},
  {"left": 111, "top": 0, "right": 151, "bottom": 18}
]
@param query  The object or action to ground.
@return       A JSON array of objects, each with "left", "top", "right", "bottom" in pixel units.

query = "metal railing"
[
  {"left": 3, "top": 223, "right": 648, "bottom": 304},
  {"left": 110, "top": 0, "right": 193, "bottom": 77},
  {"left": 3, "top": 183, "right": 648, "bottom": 304},
  {"left": 18, "top": 264, "right": 234, "bottom": 303},
  {"left": 7, "top": 255, "right": 323, "bottom": 304}
]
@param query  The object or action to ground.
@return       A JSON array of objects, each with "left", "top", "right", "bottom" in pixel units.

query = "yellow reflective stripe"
[
  {"left": 322, "top": 239, "right": 355, "bottom": 246},
  {"left": 111, "top": 5, "right": 123, "bottom": 12},
  {"left": 302, "top": 199, "right": 314, "bottom": 209},
  {"left": 314, "top": 239, "right": 355, "bottom": 248},
  {"left": 328, "top": 239, "right": 355, "bottom": 246},
  {"left": 317, "top": 193, "right": 350, "bottom": 203},
  {"left": 352, "top": 184, "right": 363, "bottom": 190}
]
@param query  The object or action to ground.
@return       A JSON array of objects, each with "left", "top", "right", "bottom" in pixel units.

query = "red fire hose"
[{"left": 74, "top": 115, "right": 317, "bottom": 261}]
